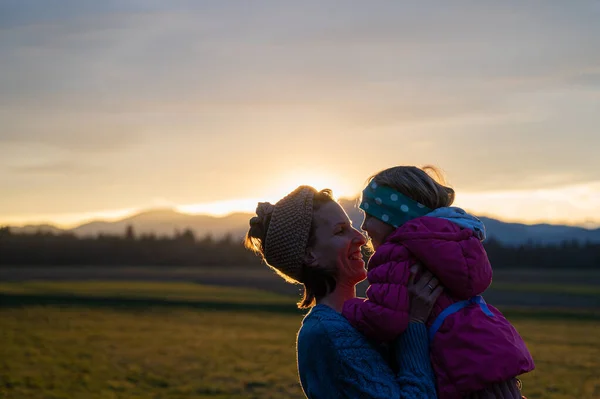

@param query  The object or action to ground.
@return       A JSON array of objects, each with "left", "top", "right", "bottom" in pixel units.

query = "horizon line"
[{"left": 2, "top": 203, "right": 599, "bottom": 231}]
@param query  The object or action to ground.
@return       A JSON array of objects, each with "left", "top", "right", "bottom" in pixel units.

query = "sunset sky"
[{"left": 1, "top": 1, "right": 599, "bottom": 228}]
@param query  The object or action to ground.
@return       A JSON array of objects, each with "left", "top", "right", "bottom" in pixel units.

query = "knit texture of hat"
[{"left": 264, "top": 186, "right": 315, "bottom": 283}]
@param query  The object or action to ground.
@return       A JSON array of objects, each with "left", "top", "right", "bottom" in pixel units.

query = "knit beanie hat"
[{"left": 251, "top": 186, "right": 315, "bottom": 283}]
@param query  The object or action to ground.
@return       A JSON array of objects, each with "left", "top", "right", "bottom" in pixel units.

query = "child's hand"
[{"left": 407, "top": 264, "right": 443, "bottom": 323}]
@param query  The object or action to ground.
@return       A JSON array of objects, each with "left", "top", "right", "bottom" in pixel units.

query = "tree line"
[{"left": 1, "top": 226, "right": 598, "bottom": 269}]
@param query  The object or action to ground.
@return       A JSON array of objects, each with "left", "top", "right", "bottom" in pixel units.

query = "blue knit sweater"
[{"left": 297, "top": 304, "right": 437, "bottom": 399}]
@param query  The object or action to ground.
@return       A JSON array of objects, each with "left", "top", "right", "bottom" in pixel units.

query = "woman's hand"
[{"left": 407, "top": 264, "right": 443, "bottom": 323}]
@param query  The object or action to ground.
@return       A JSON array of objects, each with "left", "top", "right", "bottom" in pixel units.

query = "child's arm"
[{"left": 342, "top": 260, "right": 411, "bottom": 342}]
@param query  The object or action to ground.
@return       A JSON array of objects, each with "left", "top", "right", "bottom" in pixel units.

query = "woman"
[{"left": 245, "top": 185, "right": 443, "bottom": 398}]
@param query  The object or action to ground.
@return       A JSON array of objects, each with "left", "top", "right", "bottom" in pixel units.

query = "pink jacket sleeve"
[{"left": 342, "top": 251, "right": 412, "bottom": 342}]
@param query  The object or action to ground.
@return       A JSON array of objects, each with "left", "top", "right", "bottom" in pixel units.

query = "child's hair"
[{"left": 367, "top": 165, "right": 455, "bottom": 209}]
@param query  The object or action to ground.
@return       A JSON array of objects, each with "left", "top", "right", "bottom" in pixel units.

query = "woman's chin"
[
  {"left": 354, "top": 264, "right": 368, "bottom": 282},
  {"left": 352, "top": 258, "right": 366, "bottom": 270}
]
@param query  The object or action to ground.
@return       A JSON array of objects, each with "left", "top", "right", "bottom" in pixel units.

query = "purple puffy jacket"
[{"left": 342, "top": 216, "right": 535, "bottom": 398}]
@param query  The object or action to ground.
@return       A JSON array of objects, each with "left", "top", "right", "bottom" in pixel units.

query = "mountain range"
[{"left": 7, "top": 199, "right": 600, "bottom": 246}]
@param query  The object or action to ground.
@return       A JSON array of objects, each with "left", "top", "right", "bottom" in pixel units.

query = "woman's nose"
[{"left": 353, "top": 228, "right": 367, "bottom": 245}]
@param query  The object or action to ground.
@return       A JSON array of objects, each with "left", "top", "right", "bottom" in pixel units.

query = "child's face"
[{"left": 361, "top": 212, "right": 395, "bottom": 250}]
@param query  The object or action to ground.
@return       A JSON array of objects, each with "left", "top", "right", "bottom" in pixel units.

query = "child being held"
[{"left": 343, "top": 165, "right": 534, "bottom": 399}]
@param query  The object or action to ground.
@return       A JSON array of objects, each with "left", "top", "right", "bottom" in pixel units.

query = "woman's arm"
[
  {"left": 299, "top": 320, "right": 437, "bottom": 399},
  {"left": 299, "top": 265, "right": 442, "bottom": 399},
  {"left": 390, "top": 265, "right": 444, "bottom": 398},
  {"left": 393, "top": 323, "right": 438, "bottom": 398}
]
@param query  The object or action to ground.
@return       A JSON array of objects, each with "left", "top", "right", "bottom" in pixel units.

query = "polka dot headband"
[{"left": 360, "top": 181, "right": 432, "bottom": 228}]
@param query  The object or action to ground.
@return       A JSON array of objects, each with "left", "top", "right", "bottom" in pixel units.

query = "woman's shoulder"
[
  {"left": 299, "top": 304, "right": 350, "bottom": 338},
  {"left": 298, "top": 304, "right": 378, "bottom": 352}
]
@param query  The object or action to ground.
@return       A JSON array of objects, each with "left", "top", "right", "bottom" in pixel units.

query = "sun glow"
[
  {"left": 270, "top": 169, "right": 357, "bottom": 201},
  {"left": 177, "top": 170, "right": 357, "bottom": 217},
  {"left": 1, "top": 208, "right": 139, "bottom": 229},
  {"left": 176, "top": 198, "right": 265, "bottom": 216},
  {"left": 3, "top": 180, "right": 600, "bottom": 229},
  {"left": 456, "top": 180, "right": 600, "bottom": 228}
]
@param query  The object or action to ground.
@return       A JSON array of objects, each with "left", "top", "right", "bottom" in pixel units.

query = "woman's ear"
[{"left": 304, "top": 249, "right": 318, "bottom": 267}]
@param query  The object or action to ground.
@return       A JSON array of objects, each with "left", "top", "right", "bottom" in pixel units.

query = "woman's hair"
[
  {"left": 368, "top": 165, "right": 455, "bottom": 209},
  {"left": 244, "top": 188, "right": 337, "bottom": 309}
]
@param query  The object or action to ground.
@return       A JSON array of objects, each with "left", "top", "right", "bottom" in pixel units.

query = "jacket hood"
[
  {"left": 385, "top": 216, "right": 492, "bottom": 299},
  {"left": 426, "top": 207, "right": 486, "bottom": 240}
]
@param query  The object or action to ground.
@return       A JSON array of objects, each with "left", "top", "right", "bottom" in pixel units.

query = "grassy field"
[{"left": 1, "top": 282, "right": 599, "bottom": 399}]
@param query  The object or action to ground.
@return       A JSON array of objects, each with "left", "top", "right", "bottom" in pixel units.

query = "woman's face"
[
  {"left": 308, "top": 201, "right": 368, "bottom": 286},
  {"left": 361, "top": 212, "right": 395, "bottom": 250}
]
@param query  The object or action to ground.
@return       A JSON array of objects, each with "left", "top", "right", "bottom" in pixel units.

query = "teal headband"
[{"left": 360, "top": 181, "right": 432, "bottom": 228}]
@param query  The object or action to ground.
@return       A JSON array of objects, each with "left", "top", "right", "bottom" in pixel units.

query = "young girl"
[{"left": 342, "top": 165, "right": 534, "bottom": 399}]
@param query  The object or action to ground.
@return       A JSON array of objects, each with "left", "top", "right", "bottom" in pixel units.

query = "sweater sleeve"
[
  {"left": 298, "top": 320, "right": 437, "bottom": 399},
  {"left": 393, "top": 323, "right": 438, "bottom": 398}
]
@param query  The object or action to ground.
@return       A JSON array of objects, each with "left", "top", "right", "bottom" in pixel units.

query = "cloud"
[
  {"left": 567, "top": 69, "right": 600, "bottom": 88},
  {"left": 1, "top": 1, "right": 598, "bottom": 109},
  {"left": 0, "top": 1, "right": 598, "bottom": 221},
  {"left": 0, "top": 109, "right": 141, "bottom": 153},
  {"left": 8, "top": 161, "right": 99, "bottom": 175}
]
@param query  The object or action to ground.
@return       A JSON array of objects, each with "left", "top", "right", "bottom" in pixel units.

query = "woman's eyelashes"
[{"left": 334, "top": 224, "right": 350, "bottom": 236}]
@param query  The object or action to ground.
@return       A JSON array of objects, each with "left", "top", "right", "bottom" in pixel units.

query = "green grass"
[
  {"left": 0, "top": 281, "right": 294, "bottom": 304},
  {"left": 1, "top": 282, "right": 599, "bottom": 399}
]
